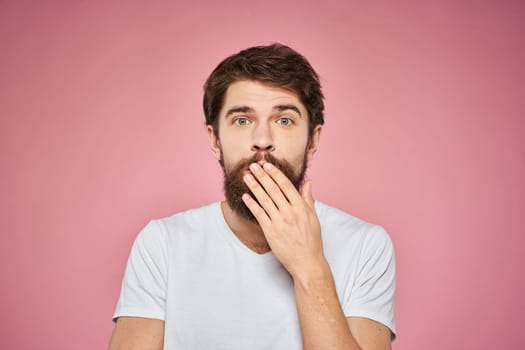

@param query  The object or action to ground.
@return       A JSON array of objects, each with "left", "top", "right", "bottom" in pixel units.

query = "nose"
[{"left": 251, "top": 123, "right": 275, "bottom": 153}]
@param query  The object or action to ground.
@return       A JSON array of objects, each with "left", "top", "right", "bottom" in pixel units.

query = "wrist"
[{"left": 291, "top": 257, "right": 333, "bottom": 292}]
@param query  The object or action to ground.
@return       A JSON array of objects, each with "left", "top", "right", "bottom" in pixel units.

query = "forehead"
[{"left": 220, "top": 80, "right": 306, "bottom": 115}]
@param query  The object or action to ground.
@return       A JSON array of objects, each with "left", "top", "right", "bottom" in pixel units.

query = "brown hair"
[{"left": 203, "top": 43, "right": 325, "bottom": 136}]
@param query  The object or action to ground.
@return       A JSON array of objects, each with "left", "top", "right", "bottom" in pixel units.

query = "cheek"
[
  {"left": 218, "top": 130, "right": 243, "bottom": 154},
  {"left": 280, "top": 137, "right": 308, "bottom": 157},
  {"left": 218, "top": 144, "right": 244, "bottom": 171}
]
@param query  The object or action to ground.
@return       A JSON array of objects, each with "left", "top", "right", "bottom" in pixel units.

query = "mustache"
[
  {"left": 227, "top": 151, "right": 305, "bottom": 191},
  {"left": 233, "top": 152, "right": 281, "bottom": 171}
]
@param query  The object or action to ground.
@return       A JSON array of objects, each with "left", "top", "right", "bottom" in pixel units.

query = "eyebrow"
[
  {"left": 224, "top": 104, "right": 303, "bottom": 118},
  {"left": 273, "top": 104, "right": 303, "bottom": 117},
  {"left": 224, "top": 106, "right": 255, "bottom": 118}
]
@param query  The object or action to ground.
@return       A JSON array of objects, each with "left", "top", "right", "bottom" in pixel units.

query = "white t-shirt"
[{"left": 113, "top": 201, "right": 396, "bottom": 349}]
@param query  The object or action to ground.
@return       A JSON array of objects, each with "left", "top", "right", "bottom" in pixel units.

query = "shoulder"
[
  {"left": 315, "top": 201, "right": 388, "bottom": 238},
  {"left": 137, "top": 202, "right": 220, "bottom": 242},
  {"left": 315, "top": 201, "right": 364, "bottom": 228},
  {"left": 315, "top": 201, "right": 394, "bottom": 255},
  {"left": 158, "top": 202, "right": 220, "bottom": 233},
  {"left": 136, "top": 202, "right": 221, "bottom": 247}
]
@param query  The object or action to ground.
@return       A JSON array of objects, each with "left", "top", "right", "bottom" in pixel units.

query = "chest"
[{"left": 163, "top": 248, "right": 303, "bottom": 349}]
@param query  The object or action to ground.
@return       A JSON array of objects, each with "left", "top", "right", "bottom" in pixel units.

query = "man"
[{"left": 109, "top": 44, "right": 396, "bottom": 349}]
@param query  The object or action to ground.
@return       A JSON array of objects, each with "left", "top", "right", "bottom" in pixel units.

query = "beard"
[{"left": 221, "top": 151, "right": 308, "bottom": 223}]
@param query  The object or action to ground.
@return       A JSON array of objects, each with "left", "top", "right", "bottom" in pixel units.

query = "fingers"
[
  {"left": 260, "top": 162, "right": 303, "bottom": 205},
  {"left": 243, "top": 164, "right": 278, "bottom": 218},
  {"left": 241, "top": 193, "right": 271, "bottom": 227},
  {"left": 245, "top": 163, "right": 291, "bottom": 211},
  {"left": 242, "top": 161, "right": 311, "bottom": 223}
]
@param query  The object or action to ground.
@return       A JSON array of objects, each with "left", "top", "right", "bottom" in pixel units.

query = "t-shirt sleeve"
[
  {"left": 113, "top": 220, "right": 168, "bottom": 322},
  {"left": 343, "top": 225, "right": 396, "bottom": 336}
]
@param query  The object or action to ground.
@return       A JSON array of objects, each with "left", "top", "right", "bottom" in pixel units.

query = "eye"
[
  {"left": 233, "top": 117, "right": 251, "bottom": 126},
  {"left": 276, "top": 117, "right": 294, "bottom": 126}
]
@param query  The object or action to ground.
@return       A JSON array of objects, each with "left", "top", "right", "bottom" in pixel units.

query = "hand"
[{"left": 242, "top": 162, "right": 327, "bottom": 280}]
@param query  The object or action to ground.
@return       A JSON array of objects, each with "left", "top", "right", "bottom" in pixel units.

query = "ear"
[
  {"left": 306, "top": 124, "right": 322, "bottom": 162},
  {"left": 207, "top": 125, "right": 221, "bottom": 161}
]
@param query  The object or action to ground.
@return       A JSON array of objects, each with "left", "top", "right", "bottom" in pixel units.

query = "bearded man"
[{"left": 109, "top": 44, "right": 396, "bottom": 350}]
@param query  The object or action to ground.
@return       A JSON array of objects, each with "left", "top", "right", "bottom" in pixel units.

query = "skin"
[
  {"left": 108, "top": 317, "right": 163, "bottom": 349},
  {"left": 108, "top": 80, "right": 392, "bottom": 350}
]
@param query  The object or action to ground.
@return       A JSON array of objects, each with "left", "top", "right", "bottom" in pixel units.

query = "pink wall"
[{"left": 1, "top": 1, "right": 524, "bottom": 348}]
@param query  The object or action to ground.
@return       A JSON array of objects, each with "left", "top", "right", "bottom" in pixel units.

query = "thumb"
[{"left": 301, "top": 179, "right": 315, "bottom": 206}]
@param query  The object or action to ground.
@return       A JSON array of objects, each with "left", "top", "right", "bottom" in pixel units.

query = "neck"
[{"left": 220, "top": 201, "right": 271, "bottom": 254}]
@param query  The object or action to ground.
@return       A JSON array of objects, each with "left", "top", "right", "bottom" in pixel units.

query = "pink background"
[{"left": 1, "top": 0, "right": 524, "bottom": 349}]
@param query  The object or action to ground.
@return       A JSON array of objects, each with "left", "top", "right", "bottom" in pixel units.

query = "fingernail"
[
  {"left": 244, "top": 174, "right": 254, "bottom": 183},
  {"left": 250, "top": 163, "right": 260, "bottom": 172},
  {"left": 263, "top": 162, "right": 273, "bottom": 170}
]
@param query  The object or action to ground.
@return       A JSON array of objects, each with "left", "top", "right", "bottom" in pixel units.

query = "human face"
[{"left": 208, "top": 80, "right": 321, "bottom": 218}]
